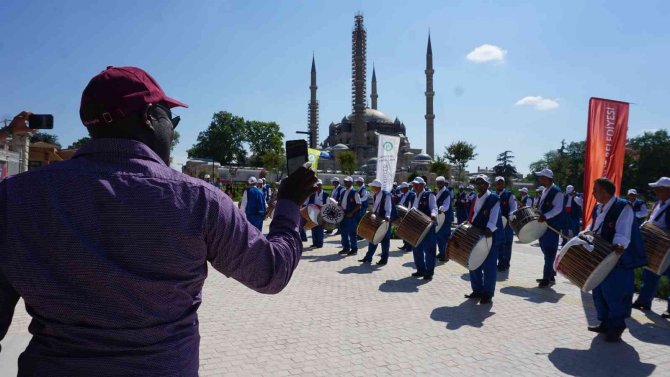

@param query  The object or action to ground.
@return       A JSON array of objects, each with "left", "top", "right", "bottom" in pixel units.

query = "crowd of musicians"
[{"left": 239, "top": 170, "right": 670, "bottom": 343}]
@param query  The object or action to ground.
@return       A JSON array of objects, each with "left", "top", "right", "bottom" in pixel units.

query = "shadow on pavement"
[
  {"left": 339, "top": 264, "right": 377, "bottom": 275},
  {"left": 402, "top": 261, "right": 415, "bottom": 269},
  {"left": 500, "top": 286, "right": 565, "bottom": 304},
  {"left": 460, "top": 273, "right": 470, "bottom": 282},
  {"left": 548, "top": 338, "right": 656, "bottom": 377},
  {"left": 430, "top": 300, "right": 495, "bottom": 330},
  {"left": 378, "top": 276, "right": 429, "bottom": 293},
  {"left": 627, "top": 316, "right": 670, "bottom": 346},
  {"left": 301, "top": 253, "right": 345, "bottom": 263}
]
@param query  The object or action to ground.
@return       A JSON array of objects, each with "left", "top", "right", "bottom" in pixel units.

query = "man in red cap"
[{"left": 0, "top": 66, "right": 316, "bottom": 376}]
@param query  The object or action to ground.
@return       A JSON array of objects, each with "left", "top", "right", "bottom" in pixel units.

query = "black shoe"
[
  {"left": 536, "top": 277, "right": 556, "bottom": 283},
  {"left": 376, "top": 259, "right": 387, "bottom": 266},
  {"left": 358, "top": 258, "right": 371, "bottom": 263},
  {"left": 411, "top": 272, "right": 425, "bottom": 277},
  {"left": 357, "top": 236, "right": 364, "bottom": 241},
  {"left": 301, "top": 239, "right": 308, "bottom": 242},
  {"left": 605, "top": 328, "right": 624, "bottom": 343},
  {"left": 464, "top": 292, "right": 482, "bottom": 299},
  {"left": 346, "top": 250, "right": 358, "bottom": 256},
  {"left": 423, "top": 274, "right": 433, "bottom": 281},
  {"left": 338, "top": 249, "right": 350, "bottom": 255},
  {"left": 310, "top": 244, "right": 317, "bottom": 248},
  {"left": 538, "top": 279, "right": 551, "bottom": 288},
  {"left": 662, "top": 311, "right": 670, "bottom": 319},
  {"left": 313, "top": 245, "right": 322, "bottom": 249},
  {"left": 632, "top": 301, "right": 651, "bottom": 311},
  {"left": 479, "top": 295, "right": 493, "bottom": 305},
  {"left": 587, "top": 323, "right": 608, "bottom": 334},
  {"left": 438, "top": 256, "right": 449, "bottom": 262}
]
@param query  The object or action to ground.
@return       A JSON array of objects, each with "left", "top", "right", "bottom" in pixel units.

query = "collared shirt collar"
[{"left": 73, "top": 138, "right": 167, "bottom": 166}]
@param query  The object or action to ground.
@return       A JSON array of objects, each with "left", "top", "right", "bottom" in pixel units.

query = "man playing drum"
[
  {"left": 533, "top": 186, "right": 544, "bottom": 209},
  {"left": 627, "top": 188, "right": 649, "bottom": 221},
  {"left": 518, "top": 187, "right": 533, "bottom": 208},
  {"left": 410, "top": 177, "right": 438, "bottom": 280},
  {"left": 633, "top": 177, "right": 670, "bottom": 318},
  {"left": 359, "top": 180, "right": 397, "bottom": 265},
  {"left": 494, "top": 177, "right": 517, "bottom": 272},
  {"left": 435, "top": 176, "right": 454, "bottom": 262},
  {"left": 456, "top": 185, "right": 469, "bottom": 224},
  {"left": 355, "top": 177, "right": 369, "bottom": 239},
  {"left": 327, "top": 177, "right": 345, "bottom": 236},
  {"left": 465, "top": 175, "right": 503, "bottom": 304},
  {"left": 304, "top": 179, "right": 329, "bottom": 249},
  {"left": 563, "top": 185, "right": 583, "bottom": 241},
  {"left": 535, "top": 169, "right": 568, "bottom": 288},
  {"left": 397, "top": 182, "right": 416, "bottom": 252},
  {"left": 584, "top": 178, "right": 646, "bottom": 342},
  {"left": 337, "top": 176, "right": 361, "bottom": 256}
]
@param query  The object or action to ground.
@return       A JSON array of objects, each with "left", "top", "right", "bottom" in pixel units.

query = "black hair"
[{"left": 594, "top": 178, "right": 616, "bottom": 196}]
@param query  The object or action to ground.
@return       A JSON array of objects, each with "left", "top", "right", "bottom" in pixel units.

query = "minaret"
[
  {"left": 351, "top": 13, "right": 367, "bottom": 161},
  {"left": 370, "top": 64, "right": 378, "bottom": 110},
  {"left": 425, "top": 33, "right": 435, "bottom": 159},
  {"left": 308, "top": 55, "right": 319, "bottom": 148}
]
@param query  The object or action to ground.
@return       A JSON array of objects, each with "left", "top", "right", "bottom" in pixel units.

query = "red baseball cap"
[{"left": 80, "top": 66, "right": 188, "bottom": 127}]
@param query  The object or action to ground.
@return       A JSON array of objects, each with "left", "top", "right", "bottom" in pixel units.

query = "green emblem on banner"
[{"left": 383, "top": 141, "right": 393, "bottom": 151}]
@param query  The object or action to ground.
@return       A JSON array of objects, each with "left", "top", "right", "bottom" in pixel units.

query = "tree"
[
  {"left": 245, "top": 121, "right": 284, "bottom": 166},
  {"left": 337, "top": 151, "right": 357, "bottom": 175},
  {"left": 444, "top": 141, "right": 477, "bottom": 182},
  {"left": 171, "top": 130, "right": 180, "bottom": 152},
  {"left": 430, "top": 155, "right": 451, "bottom": 178},
  {"left": 527, "top": 140, "right": 585, "bottom": 190},
  {"left": 187, "top": 112, "right": 247, "bottom": 165},
  {"left": 70, "top": 136, "right": 91, "bottom": 149},
  {"left": 623, "top": 130, "right": 670, "bottom": 197},
  {"left": 30, "top": 132, "right": 61, "bottom": 148},
  {"left": 261, "top": 149, "right": 286, "bottom": 180},
  {"left": 493, "top": 150, "right": 518, "bottom": 185}
]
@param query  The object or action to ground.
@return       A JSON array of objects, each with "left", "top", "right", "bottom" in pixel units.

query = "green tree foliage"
[
  {"left": 30, "top": 132, "right": 61, "bottom": 148},
  {"left": 171, "top": 130, "right": 180, "bottom": 152},
  {"left": 622, "top": 130, "right": 670, "bottom": 197},
  {"left": 188, "top": 112, "right": 247, "bottom": 165},
  {"left": 430, "top": 155, "right": 451, "bottom": 177},
  {"left": 245, "top": 120, "right": 284, "bottom": 166},
  {"left": 493, "top": 150, "right": 518, "bottom": 185},
  {"left": 337, "top": 151, "right": 357, "bottom": 175},
  {"left": 444, "top": 141, "right": 477, "bottom": 182},
  {"left": 261, "top": 149, "right": 286, "bottom": 179},
  {"left": 70, "top": 136, "right": 91, "bottom": 149}
]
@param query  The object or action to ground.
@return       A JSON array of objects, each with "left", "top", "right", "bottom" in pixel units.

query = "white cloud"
[
  {"left": 466, "top": 44, "right": 507, "bottom": 63},
  {"left": 515, "top": 96, "right": 560, "bottom": 111}
]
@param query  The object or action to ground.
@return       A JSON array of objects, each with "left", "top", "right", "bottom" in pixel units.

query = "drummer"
[
  {"left": 465, "top": 174, "right": 503, "bottom": 304},
  {"left": 627, "top": 189, "right": 649, "bottom": 221},
  {"left": 435, "top": 176, "right": 454, "bottom": 262},
  {"left": 633, "top": 177, "right": 670, "bottom": 318},
  {"left": 355, "top": 177, "right": 370, "bottom": 234},
  {"left": 337, "top": 176, "right": 361, "bottom": 256},
  {"left": 518, "top": 187, "right": 533, "bottom": 208},
  {"left": 359, "top": 179, "right": 397, "bottom": 265},
  {"left": 327, "top": 177, "right": 345, "bottom": 235},
  {"left": 409, "top": 177, "right": 438, "bottom": 280},
  {"left": 583, "top": 178, "right": 646, "bottom": 342},
  {"left": 493, "top": 177, "right": 517, "bottom": 272},
  {"left": 456, "top": 185, "right": 468, "bottom": 224},
  {"left": 397, "top": 182, "right": 416, "bottom": 251},
  {"left": 239, "top": 176, "right": 266, "bottom": 231},
  {"left": 535, "top": 168, "right": 568, "bottom": 288},
  {"left": 563, "top": 185, "right": 583, "bottom": 242},
  {"left": 533, "top": 186, "right": 545, "bottom": 209},
  {"left": 466, "top": 185, "right": 476, "bottom": 215},
  {"left": 304, "top": 179, "right": 329, "bottom": 249}
]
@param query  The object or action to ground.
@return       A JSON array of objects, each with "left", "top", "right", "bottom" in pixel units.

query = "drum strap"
[{"left": 654, "top": 204, "right": 668, "bottom": 222}]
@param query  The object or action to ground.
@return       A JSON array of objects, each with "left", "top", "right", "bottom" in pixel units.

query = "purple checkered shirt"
[{"left": 0, "top": 139, "right": 302, "bottom": 376}]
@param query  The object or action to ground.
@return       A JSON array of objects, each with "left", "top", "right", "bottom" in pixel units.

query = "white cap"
[
  {"left": 520, "top": 187, "right": 529, "bottom": 193},
  {"left": 649, "top": 177, "right": 670, "bottom": 188},
  {"left": 436, "top": 176, "right": 446, "bottom": 183},
  {"left": 369, "top": 179, "right": 383, "bottom": 188},
  {"left": 331, "top": 177, "right": 340, "bottom": 183},
  {"left": 393, "top": 182, "right": 398, "bottom": 185},
  {"left": 627, "top": 188, "right": 637, "bottom": 195},
  {"left": 412, "top": 177, "right": 426, "bottom": 185},
  {"left": 459, "top": 185, "right": 465, "bottom": 189},
  {"left": 537, "top": 185, "right": 545, "bottom": 192},
  {"left": 344, "top": 176, "right": 353, "bottom": 182},
  {"left": 567, "top": 185, "right": 575, "bottom": 194},
  {"left": 356, "top": 177, "right": 365, "bottom": 183},
  {"left": 316, "top": 179, "right": 323, "bottom": 185},
  {"left": 534, "top": 168, "right": 554, "bottom": 179},
  {"left": 475, "top": 174, "right": 490, "bottom": 184},
  {"left": 248, "top": 176, "right": 257, "bottom": 184},
  {"left": 467, "top": 185, "right": 474, "bottom": 190},
  {"left": 399, "top": 182, "right": 409, "bottom": 189},
  {"left": 260, "top": 178, "right": 266, "bottom": 183},
  {"left": 495, "top": 176, "right": 505, "bottom": 182},
  {"left": 204, "top": 174, "right": 210, "bottom": 179}
]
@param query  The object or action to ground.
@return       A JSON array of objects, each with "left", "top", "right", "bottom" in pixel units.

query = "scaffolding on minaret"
[
  {"left": 308, "top": 55, "right": 319, "bottom": 148},
  {"left": 371, "top": 64, "right": 378, "bottom": 110},
  {"left": 351, "top": 12, "right": 367, "bottom": 159}
]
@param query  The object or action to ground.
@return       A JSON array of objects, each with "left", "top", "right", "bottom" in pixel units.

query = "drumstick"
[{"left": 545, "top": 223, "right": 571, "bottom": 240}]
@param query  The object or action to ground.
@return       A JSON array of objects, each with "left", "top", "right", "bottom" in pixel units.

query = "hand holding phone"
[{"left": 286, "top": 140, "right": 308, "bottom": 176}]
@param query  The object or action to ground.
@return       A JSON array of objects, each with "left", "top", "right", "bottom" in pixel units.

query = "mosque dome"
[
  {"left": 346, "top": 108, "right": 394, "bottom": 124},
  {"left": 367, "top": 157, "right": 378, "bottom": 165},
  {"left": 332, "top": 143, "right": 350, "bottom": 151},
  {"left": 414, "top": 153, "right": 433, "bottom": 161}
]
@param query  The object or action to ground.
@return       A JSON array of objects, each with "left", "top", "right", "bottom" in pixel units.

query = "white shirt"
[
  {"left": 496, "top": 190, "right": 517, "bottom": 217},
  {"left": 436, "top": 186, "right": 451, "bottom": 213},
  {"left": 471, "top": 190, "right": 501, "bottom": 233},
  {"left": 372, "top": 190, "right": 392, "bottom": 220},
  {"left": 357, "top": 185, "right": 369, "bottom": 202},
  {"left": 649, "top": 200, "right": 670, "bottom": 231},
  {"left": 632, "top": 200, "right": 649, "bottom": 219},
  {"left": 519, "top": 194, "right": 532, "bottom": 207},
  {"left": 340, "top": 187, "right": 362, "bottom": 210},
  {"left": 239, "top": 189, "right": 248, "bottom": 211},
  {"left": 304, "top": 190, "right": 326, "bottom": 206},
  {"left": 411, "top": 188, "right": 438, "bottom": 217},
  {"left": 332, "top": 184, "right": 343, "bottom": 199},
  {"left": 589, "top": 196, "right": 634, "bottom": 248},
  {"left": 539, "top": 184, "right": 564, "bottom": 220},
  {"left": 398, "top": 191, "right": 410, "bottom": 206}
]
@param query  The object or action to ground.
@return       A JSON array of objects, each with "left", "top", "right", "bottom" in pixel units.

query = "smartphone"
[
  {"left": 28, "top": 114, "right": 54, "bottom": 129},
  {"left": 286, "top": 139, "right": 308, "bottom": 176}
]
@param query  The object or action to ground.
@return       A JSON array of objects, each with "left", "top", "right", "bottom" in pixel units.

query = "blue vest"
[
  {"left": 436, "top": 188, "right": 454, "bottom": 222},
  {"left": 332, "top": 185, "right": 344, "bottom": 201},
  {"left": 374, "top": 190, "right": 398, "bottom": 221},
  {"left": 308, "top": 191, "right": 329, "bottom": 205},
  {"left": 401, "top": 191, "right": 416, "bottom": 208},
  {"left": 456, "top": 192, "right": 467, "bottom": 209},
  {"left": 497, "top": 190, "right": 513, "bottom": 218},
  {"left": 520, "top": 194, "right": 532, "bottom": 207},
  {"left": 591, "top": 197, "right": 646, "bottom": 269},
  {"left": 358, "top": 186, "right": 369, "bottom": 211},
  {"left": 416, "top": 190, "right": 435, "bottom": 217},
  {"left": 245, "top": 187, "right": 266, "bottom": 217},
  {"left": 564, "top": 194, "right": 583, "bottom": 220},
  {"left": 472, "top": 193, "right": 504, "bottom": 242},
  {"left": 262, "top": 184, "right": 270, "bottom": 202},
  {"left": 540, "top": 184, "right": 567, "bottom": 228},
  {"left": 340, "top": 188, "right": 359, "bottom": 213},
  {"left": 653, "top": 202, "right": 670, "bottom": 227}
]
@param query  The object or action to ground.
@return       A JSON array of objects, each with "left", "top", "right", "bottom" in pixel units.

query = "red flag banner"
[{"left": 582, "top": 97, "right": 629, "bottom": 228}]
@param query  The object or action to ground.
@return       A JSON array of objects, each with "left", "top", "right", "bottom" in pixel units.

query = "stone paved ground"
[{"left": 3, "top": 222, "right": 670, "bottom": 376}]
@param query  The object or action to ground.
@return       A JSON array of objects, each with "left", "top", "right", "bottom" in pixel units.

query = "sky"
[{"left": 1, "top": 0, "right": 668, "bottom": 175}]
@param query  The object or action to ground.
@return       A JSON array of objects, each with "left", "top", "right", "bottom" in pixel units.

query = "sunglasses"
[{"left": 148, "top": 103, "right": 181, "bottom": 129}]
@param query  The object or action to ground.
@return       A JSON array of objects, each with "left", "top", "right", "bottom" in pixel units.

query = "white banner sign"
[{"left": 376, "top": 134, "right": 400, "bottom": 191}]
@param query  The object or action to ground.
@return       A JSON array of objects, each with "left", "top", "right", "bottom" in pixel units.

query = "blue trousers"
[
  {"left": 593, "top": 266, "right": 634, "bottom": 330},
  {"left": 247, "top": 214, "right": 264, "bottom": 231},
  {"left": 340, "top": 217, "right": 358, "bottom": 251},
  {"left": 636, "top": 268, "right": 670, "bottom": 310},
  {"left": 470, "top": 239, "right": 500, "bottom": 297},
  {"left": 413, "top": 224, "right": 436, "bottom": 274},
  {"left": 456, "top": 207, "right": 467, "bottom": 224},
  {"left": 539, "top": 230, "right": 559, "bottom": 280},
  {"left": 435, "top": 222, "right": 452, "bottom": 258},
  {"left": 497, "top": 225, "right": 514, "bottom": 268},
  {"left": 299, "top": 226, "right": 307, "bottom": 241},
  {"left": 364, "top": 226, "right": 391, "bottom": 261},
  {"left": 311, "top": 225, "right": 324, "bottom": 247}
]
